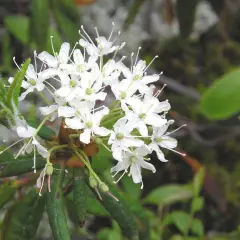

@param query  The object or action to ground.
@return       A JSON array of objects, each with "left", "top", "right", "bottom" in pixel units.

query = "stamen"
[
  {"left": 94, "top": 27, "right": 100, "bottom": 38},
  {"left": 80, "top": 25, "right": 97, "bottom": 48},
  {"left": 166, "top": 124, "right": 187, "bottom": 136},
  {"left": 107, "top": 191, "right": 119, "bottom": 201},
  {"left": 112, "top": 31, "right": 121, "bottom": 44},
  {"left": 114, "top": 169, "right": 128, "bottom": 184},
  {"left": 69, "top": 42, "right": 79, "bottom": 59},
  {"left": 14, "top": 137, "right": 32, "bottom": 159},
  {"left": 134, "top": 47, "right": 142, "bottom": 67},
  {"left": 0, "top": 138, "right": 25, "bottom": 154},
  {"left": 163, "top": 146, "right": 186, "bottom": 156},
  {"left": 154, "top": 84, "right": 167, "bottom": 97},
  {"left": 143, "top": 55, "right": 159, "bottom": 73},
  {"left": 108, "top": 22, "right": 115, "bottom": 41},
  {"left": 130, "top": 52, "right": 134, "bottom": 72},
  {"left": 33, "top": 146, "right": 36, "bottom": 173},
  {"left": 34, "top": 51, "right": 37, "bottom": 72},
  {"left": 39, "top": 166, "right": 47, "bottom": 196},
  {"left": 95, "top": 187, "right": 103, "bottom": 201},
  {"left": 13, "top": 57, "right": 21, "bottom": 70},
  {"left": 44, "top": 81, "right": 57, "bottom": 91}
]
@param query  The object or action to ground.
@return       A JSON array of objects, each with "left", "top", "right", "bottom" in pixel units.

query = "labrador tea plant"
[{"left": 0, "top": 25, "right": 186, "bottom": 240}]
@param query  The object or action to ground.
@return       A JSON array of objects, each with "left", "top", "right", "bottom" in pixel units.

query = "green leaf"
[
  {"left": 2, "top": 33, "right": 13, "bottom": 67},
  {"left": 191, "top": 197, "right": 204, "bottom": 213},
  {"left": 176, "top": 0, "right": 199, "bottom": 38},
  {"left": 52, "top": 0, "right": 80, "bottom": 45},
  {"left": 4, "top": 15, "right": 29, "bottom": 44},
  {"left": 163, "top": 211, "right": 191, "bottom": 234},
  {"left": 191, "top": 218, "right": 204, "bottom": 236},
  {"left": 1, "top": 189, "right": 45, "bottom": 240},
  {"left": 0, "top": 147, "right": 45, "bottom": 177},
  {"left": 0, "top": 182, "right": 17, "bottom": 210},
  {"left": 7, "top": 58, "right": 31, "bottom": 110},
  {"left": 30, "top": 0, "right": 50, "bottom": 50},
  {"left": 143, "top": 184, "right": 193, "bottom": 206},
  {"left": 193, "top": 168, "right": 205, "bottom": 197},
  {"left": 200, "top": 68, "right": 240, "bottom": 120},
  {"left": 123, "top": 0, "right": 146, "bottom": 30},
  {"left": 46, "top": 165, "right": 70, "bottom": 240},
  {"left": 91, "top": 184, "right": 139, "bottom": 239}
]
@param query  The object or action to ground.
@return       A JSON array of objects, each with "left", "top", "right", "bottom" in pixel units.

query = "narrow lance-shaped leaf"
[
  {"left": 73, "top": 167, "right": 87, "bottom": 227},
  {"left": 46, "top": 164, "right": 70, "bottom": 240},
  {"left": 0, "top": 189, "right": 46, "bottom": 240},
  {"left": 7, "top": 58, "right": 31, "bottom": 110},
  {"left": 90, "top": 184, "right": 139, "bottom": 239},
  {"left": 30, "top": 0, "right": 50, "bottom": 50},
  {"left": 0, "top": 181, "right": 17, "bottom": 210},
  {"left": 4, "top": 16, "right": 29, "bottom": 44},
  {"left": 0, "top": 147, "right": 45, "bottom": 178}
]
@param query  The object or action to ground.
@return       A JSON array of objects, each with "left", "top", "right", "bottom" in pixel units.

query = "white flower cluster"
[{"left": 5, "top": 24, "right": 184, "bottom": 188}]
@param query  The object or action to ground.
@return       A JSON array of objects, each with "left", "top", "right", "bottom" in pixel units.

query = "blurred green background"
[{"left": 1, "top": 0, "right": 240, "bottom": 239}]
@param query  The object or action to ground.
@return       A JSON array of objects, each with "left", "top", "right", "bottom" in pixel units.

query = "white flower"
[
  {"left": 148, "top": 120, "right": 178, "bottom": 162},
  {"left": 124, "top": 95, "right": 170, "bottom": 136},
  {"left": 55, "top": 72, "right": 81, "bottom": 101},
  {"left": 79, "top": 25, "right": 125, "bottom": 57},
  {"left": 65, "top": 102, "right": 110, "bottom": 144},
  {"left": 16, "top": 124, "right": 49, "bottom": 172},
  {"left": 18, "top": 64, "right": 55, "bottom": 101},
  {"left": 75, "top": 66, "right": 107, "bottom": 102},
  {"left": 38, "top": 42, "right": 71, "bottom": 68},
  {"left": 108, "top": 117, "right": 144, "bottom": 161},
  {"left": 111, "top": 146, "right": 156, "bottom": 188},
  {"left": 40, "top": 94, "right": 66, "bottom": 121},
  {"left": 59, "top": 49, "right": 97, "bottom": 74}
]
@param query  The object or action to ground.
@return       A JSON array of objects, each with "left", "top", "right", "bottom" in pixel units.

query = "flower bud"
[
  {"left": 89, "top": 176, "right": 98, "bottom": 188},
  {"left": 46, "top": 163, "right": 53, "bottom": 175},
  {"left": 99, "top": 182, "right": 109, "bottom": 192}
]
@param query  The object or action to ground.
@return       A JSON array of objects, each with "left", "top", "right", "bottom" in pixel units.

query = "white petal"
[
  {"left": 65, "top": 118, "right": 84, "bottom": 130},
  {"left": 38, "top": 52, "right": 58, "bottom": 68},
  {"left": 145, "top": 114, "right": 167, "bottom": 127},
  {"left": 55, "top": 86, "right": 71, "bottom": 97},
  {"left": 36, "top": 83, "right": 45, "bottom": 92},
  {"left": 138, "top": 122, "right": 148, "bottom": 137},
  {"left": 141, "top": 74, "right": 159, "bottom": 84},
  {"left": 36, "top": 143, "right": 50, "bottom": 158},
  {"left": 112, "top": 147, "right": 123, "bottom": 161},
  {"left": 36, "top": 168, "right": 46, "bottom": 188},
  {"left": 59, "top": 42, "right": 70, "bottom": 64},
  {"left": 130, "top": 164, "right": 142, "bottom": 184},
  {"left": 94, "top": 107, "right": 109, "bottom": 124},
  {"left": 139, "top": 159, "right": 156, "bottom": 173},
  {"left": 135, "top": 146, "right": 150, "bottom": 157},
  {"left": 149, "top": 143, "right": 168, "bottom": 162},
  {"left": 26, "top": 64, "right": 37, "bottom": 79},
  {"left": 58, "top": 106, "right": 76, "bottom": 117},
  {"left": 73, "top": 49, "right": 84, "bottom": 65},
  {"left": 80, "top": 128, "right": 91, "bottom": 144},
  {"left": 19, "top": 87, "right": 34, "bottom": 101},
  {"left": 94, "top": 126, "right": 111, "bottom": 136},
  {"left": 111, "top": 160, "right": 129, "bottom": 173},
  {"left": 40, "top": 105, "right": 58, "bottom": 116},
  {"left": 123, "top": 138, "right": 144, "bottom": 148},
  {"left": 17, "top": 125, "right": 35, "bottom": 138},
  {"left": 159, "top": 136, "right": 178, "bottom": 149},
  {"left": 40, "top": 68, "right": 58, "bottom": 79},
  {"left": 155, "top": 100, "right": 171, "bottom": 113},
  {"left": 125, "top": 97, "right": 142, "bottom": 114}
]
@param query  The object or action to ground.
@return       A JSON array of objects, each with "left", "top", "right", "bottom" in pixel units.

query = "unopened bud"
[
  {"left": 95, "top": 137, "right": 102, "bottom": 145},
  {"left": 89, "top": 176, "right": 98, "bottom": 188},
  {"left": 99, "top": 182, "right": 109, "bottom": 192},
  {"left": 46, "top": 163, "right": 53, "bottom": 175}
]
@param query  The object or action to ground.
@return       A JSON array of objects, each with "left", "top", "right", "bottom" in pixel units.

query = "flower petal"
[
  {"left": 80, "top": 128, "right": 92, "bottom": 144},
  {"left": 130, "top": 164, "right": 142, "bottom": 184}
]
